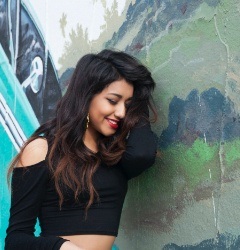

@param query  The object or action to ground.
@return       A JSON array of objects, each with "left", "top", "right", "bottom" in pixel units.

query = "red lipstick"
[{"left": 106, "top": 118, "right": 119, "bottom": 129}]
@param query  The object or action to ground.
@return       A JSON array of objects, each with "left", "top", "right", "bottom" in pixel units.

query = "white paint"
[
  {"left": 26, "top": 0, "right": 127, "bottom": 69},
  {"left": 211, "top": 191, "right": 217, "bottom": 228},
  {"left": 203, "top": 133, "right": 207, "bottom": 143},
  {"left": 0, "top": 93, "right": 27, "bottom": 151},
  {"left": 209, "top": 168, "right": 212, "bottom": 179},
  {"left": 209, "top": 168, "right": 217, "bottom": 227}
]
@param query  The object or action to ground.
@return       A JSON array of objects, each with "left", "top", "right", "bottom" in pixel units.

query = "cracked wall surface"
[{"left": 1, "top": 0, "right": 240, "bottom": 249}]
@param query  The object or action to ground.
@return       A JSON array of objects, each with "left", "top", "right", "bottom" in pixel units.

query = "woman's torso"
[{"left": 39, "top": 160, "right": 128, "bottom": 242}]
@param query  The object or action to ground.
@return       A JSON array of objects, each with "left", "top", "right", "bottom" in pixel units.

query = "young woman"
[{"left": 5, "top": 49, "right": 157, "bottom": 250}]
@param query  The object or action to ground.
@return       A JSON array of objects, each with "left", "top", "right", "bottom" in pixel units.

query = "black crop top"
[{"left": 5, "top": 121, "right": 157, "bottom": 250}]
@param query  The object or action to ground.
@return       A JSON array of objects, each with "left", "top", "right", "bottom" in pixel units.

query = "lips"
[{"left": 106, "top": 118, "right": 119, "bottom": 129}]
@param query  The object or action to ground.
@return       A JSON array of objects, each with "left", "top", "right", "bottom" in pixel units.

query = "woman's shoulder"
[{"left": 17, "top": 137, "right": 48, "bottom": 168}]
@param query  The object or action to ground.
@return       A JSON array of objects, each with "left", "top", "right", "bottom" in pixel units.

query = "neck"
[{"left": 83, "top": 127, "right": 99, "bottom": 153}]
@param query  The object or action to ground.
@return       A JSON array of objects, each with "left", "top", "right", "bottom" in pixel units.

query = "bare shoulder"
[{"left": 17, "top": 137, "right": 48, "bottom": 167}]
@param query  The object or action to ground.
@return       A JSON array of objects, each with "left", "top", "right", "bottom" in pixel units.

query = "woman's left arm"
[{"left": 118, "top": 116, "right": 158, "bottom": 180}]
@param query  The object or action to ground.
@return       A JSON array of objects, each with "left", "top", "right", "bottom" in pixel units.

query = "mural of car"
[
  {"left": 0, "top": 43, "right": 39, "bottom": 248},
  {"left": 0, "top": 0, "right": 62, "bottom": 247},
  {"left": 0, "top": 0, "right": 62, "bottom": 124}
]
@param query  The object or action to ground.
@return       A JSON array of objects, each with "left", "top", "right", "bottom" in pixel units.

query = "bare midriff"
[{"left": 60, "top": 234, "right": 116, "bottom": 250}]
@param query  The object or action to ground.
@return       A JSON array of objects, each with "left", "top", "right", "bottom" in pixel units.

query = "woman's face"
[{"left": 88, "top": 78, "right": 134, "bottom": 138}]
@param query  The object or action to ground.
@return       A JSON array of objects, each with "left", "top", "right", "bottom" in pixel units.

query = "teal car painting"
[
  {"left": 0, "top": 0, "right": 62, "bottom": 124},
  {"left": 0, "top": 0, "right": 61, "bottom": 247},
  {"left": 0, "top": 43, "right": 39, "bottom": 249}
]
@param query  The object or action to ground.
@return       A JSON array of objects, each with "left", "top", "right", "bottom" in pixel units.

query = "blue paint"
[
  {"left": 159, "top": 88, "right": 240, "bottom": 148},
  {"left": 163, "top": 232, "right": 240, "bottom": 249}
]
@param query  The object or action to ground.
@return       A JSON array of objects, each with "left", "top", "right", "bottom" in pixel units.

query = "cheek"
[
  {"left": 89, "top": 93, "right": 117, "bottom": 126},
  {"left": 90, "top": 98, "right": 112, "bottom": 114},
  {"left": 89, "top": 100, "right": 108, "bottom": 122}
]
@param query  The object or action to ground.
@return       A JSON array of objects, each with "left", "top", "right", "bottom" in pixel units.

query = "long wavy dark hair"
[{"left": 8, "top": 49, "right": 157, "bottom": 211}]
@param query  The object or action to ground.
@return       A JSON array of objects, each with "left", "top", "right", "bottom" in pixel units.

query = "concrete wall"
[{"left": 1, "top": 0, "right": 240, "bottom": 249}]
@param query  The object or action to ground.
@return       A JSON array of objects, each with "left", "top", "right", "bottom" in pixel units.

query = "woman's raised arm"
[{"left": 118, "top": 110, "right": 158, "bottom": 180}]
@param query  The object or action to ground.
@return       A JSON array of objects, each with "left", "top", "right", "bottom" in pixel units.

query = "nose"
[{"left": 114, "top": 103, "right": 126, "bottom": 119}]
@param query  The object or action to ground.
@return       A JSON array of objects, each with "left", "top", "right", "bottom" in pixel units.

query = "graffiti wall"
[{"left": 1, "top": 0, "right": 240, "bottom": 249}]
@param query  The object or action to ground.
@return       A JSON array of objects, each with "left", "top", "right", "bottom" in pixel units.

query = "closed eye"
[{"left": 107, "top": 98, "right": 117, "bottom": 105}]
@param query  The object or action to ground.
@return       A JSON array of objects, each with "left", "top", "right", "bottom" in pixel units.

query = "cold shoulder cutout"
[
  {"left": 5, "top": 146, "right": 68, "bottom": 250},
  {"left": 17, "top": 138, "right": 48, "bottom": 167}
]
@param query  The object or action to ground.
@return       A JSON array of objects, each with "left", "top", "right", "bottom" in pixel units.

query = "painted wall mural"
[{"left": 1, "top": 0, "right": 240, "bottom": 249}]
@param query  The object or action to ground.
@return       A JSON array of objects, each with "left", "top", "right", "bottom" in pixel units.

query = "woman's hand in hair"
[{"left": 60, "top": 241, "right": 86, "bottom": 250}]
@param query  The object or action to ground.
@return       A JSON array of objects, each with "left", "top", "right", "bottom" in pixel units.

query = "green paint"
[
  {"left": 124, "top": 135, "right": 240, "bottom": 227},
  {"left": 138, "top": 0, "right": 240, "bottom": 156},
  {"left": 215, "top": 0, "right": 240, "bottom": 52},
  {"left": 139, "top": 3, "right": 218, "bottom": 68},
  {"left": 125, "top": 139, "right": 220, "bottom": 204},
  {"left": 193, "top": 2, "right": 217, "bottom": 21},
  {"left": 155, "top": 138, "right": 240, "bottom": 195},
  {"left": 182, "top": 142, "right": 219, "bottom": 187},
  {"left": 225, "top": 139, "right": 240, "bottom": 167},
  {"left": 147, "top": 7, "right": 152, "bottom": 14},
  {"left": 135, "top": 2, "right": 230, "bottom": 122},
  {"left": 161, "top": 139, "right": 220, "bottom": 191}
]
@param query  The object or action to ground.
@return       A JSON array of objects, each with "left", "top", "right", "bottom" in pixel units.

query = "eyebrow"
[
  {"left": 108, "top": 93, "right": 132, "bottom": 100},
  {"left": 108, "top": 93, "right": 122, "bottom": 98}
]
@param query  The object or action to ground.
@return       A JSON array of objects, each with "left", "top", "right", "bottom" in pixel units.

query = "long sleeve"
[
  {"left": 5, "top": 162, "right": 68, "bottom": 250},
  {"left": 119, "top": 117, "right": 158, "bottom": 180}
]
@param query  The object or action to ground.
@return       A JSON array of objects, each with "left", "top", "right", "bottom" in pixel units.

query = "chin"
[
  {"left": 101, "top": 129, "right": 117, "bottom": 137},
  {"left": 102, "top": 132, "right": 116, "bottom": 137}
]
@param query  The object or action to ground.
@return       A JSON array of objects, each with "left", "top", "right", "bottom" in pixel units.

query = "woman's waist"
[{"left": 60, "top": 234, "right": 116, "bottom": 250}]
